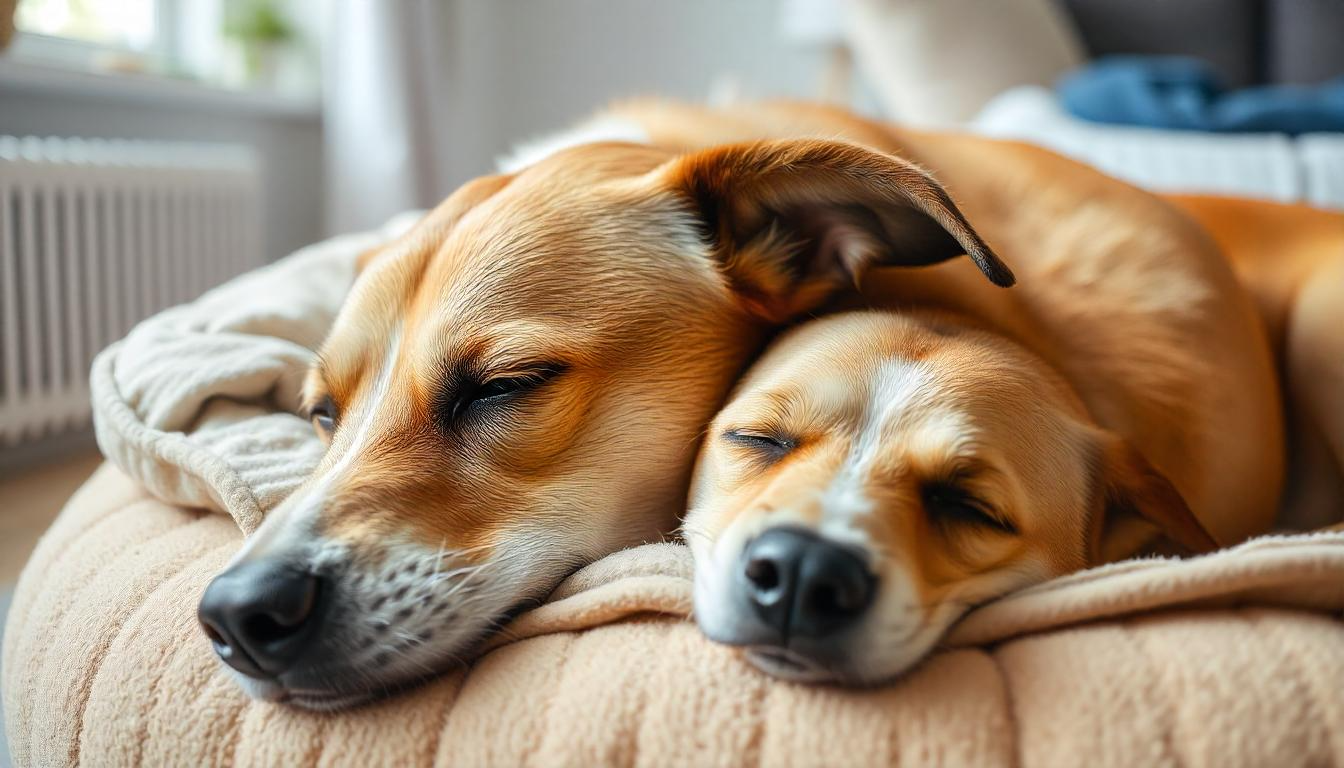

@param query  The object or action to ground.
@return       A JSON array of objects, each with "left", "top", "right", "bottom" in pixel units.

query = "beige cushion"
[{"left": 5, "top": 465, "right": 1344, "bottom": 767}]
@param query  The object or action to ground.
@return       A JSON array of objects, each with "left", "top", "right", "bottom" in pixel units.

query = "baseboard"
[{"left": 0, "top": 429, "right": 101, "bottom": 476}]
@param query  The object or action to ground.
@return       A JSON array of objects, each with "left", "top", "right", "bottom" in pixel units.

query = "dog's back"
[{"left": 1167, "top": 195, "right": 1344, "bottom": 530}]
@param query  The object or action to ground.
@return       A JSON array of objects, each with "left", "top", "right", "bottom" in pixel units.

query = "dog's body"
[
  {"left": 196, "top": 98, "right": 1340, "bottom": 705},
  {"left": 1166, "top": 195, "right": 1344, "bottom": 532}
]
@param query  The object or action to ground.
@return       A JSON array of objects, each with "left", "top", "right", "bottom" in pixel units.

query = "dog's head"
[
  {"left": 686, "top": 310, "right": 1217, "bottom": 685},
  {"left": 196, "top": 138, "right": 1014, "bottom": 708}
]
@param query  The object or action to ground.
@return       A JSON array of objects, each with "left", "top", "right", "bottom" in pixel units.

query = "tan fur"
[
  {"left": 1165, "top": 195, "right": 1344, "bottom": 531},
  {"left": 298, "top": 143, "right": 757, "bottom": 556}
]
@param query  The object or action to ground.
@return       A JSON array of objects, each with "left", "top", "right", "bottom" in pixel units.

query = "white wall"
[{"left": 435, "top": 0, "right": 834, "bottom": 190}]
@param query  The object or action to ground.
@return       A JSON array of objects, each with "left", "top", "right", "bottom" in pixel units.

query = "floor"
[
  {"left": 0, "top": 452, "right": 103, "bottom": 584},
  {"left": 0, "top": 450, "right": 103, "bottom": 768}
]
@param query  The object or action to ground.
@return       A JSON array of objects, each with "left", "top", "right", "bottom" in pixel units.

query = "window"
[
  {"left": 17, "top": 0, "right": 160, "bottom": 51},
  {"left": 8, "top": 0, "right": 320, "bottom": 98},
  {"left": 11, "top": 0, "right": 176, "bottom": 73}
]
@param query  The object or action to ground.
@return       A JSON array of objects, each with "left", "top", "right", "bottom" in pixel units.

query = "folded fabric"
[
  {"left": 974, "top": 85, "right": 1344, "bottom": 210},
  {"left": 89, "top": 212, "right": 422, "bottom": 533},
  {"left": 1060, "top": 56, "right": 1344, "bottom": 135}
]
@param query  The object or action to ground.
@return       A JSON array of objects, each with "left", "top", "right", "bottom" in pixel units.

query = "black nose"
[
  {"left": 198, "top": 559, "right": 325, "bottom": 678},
  {"left": 740, "top": 527, "right": 875, "bottom": 640}
]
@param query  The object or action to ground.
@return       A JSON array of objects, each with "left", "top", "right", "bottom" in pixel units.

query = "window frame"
[{"left": 10, "top": 0, "right": 183, "bottom": 76}]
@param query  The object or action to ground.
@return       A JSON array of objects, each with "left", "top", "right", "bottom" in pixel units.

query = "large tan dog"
[{"left": 195, "top": 100, "right": 1330, "bottom": 707}]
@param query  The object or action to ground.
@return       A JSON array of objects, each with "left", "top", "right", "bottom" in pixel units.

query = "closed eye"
[
  {"left": 307, "top": 395, "right": 337, "bottom": 437},
  {"left": 446, "top": 363, "right": 566, "bottom": 423},
  {"left": 722, "top": 428, "right": 796, "bottom": 461},
  {"left": 922, "top": 481, "right": 1016, "bottom": 535}
]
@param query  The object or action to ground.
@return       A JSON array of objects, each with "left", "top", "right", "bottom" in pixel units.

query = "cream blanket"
[
  {"left": 89, "top": 212, "right": 422, "bottom": 534},
  {"left": 6, "top": 216, "right": 1342, "bottom": 766}
]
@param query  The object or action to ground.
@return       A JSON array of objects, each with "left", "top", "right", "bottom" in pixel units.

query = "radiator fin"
[{"left": 0, "top": 136, "right": 262, "bottom": 446}]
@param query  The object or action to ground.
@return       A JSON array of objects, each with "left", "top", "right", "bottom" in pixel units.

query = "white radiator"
[{"left": 0, "top": 136, "right": 262, "bottom": 446}]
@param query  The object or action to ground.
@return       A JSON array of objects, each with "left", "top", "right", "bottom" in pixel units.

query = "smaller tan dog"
[{"left": 685, "top": 308, "right": 1219, "bottom": 684}]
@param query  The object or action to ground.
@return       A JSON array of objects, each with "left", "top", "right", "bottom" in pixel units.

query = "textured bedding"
[
  {"left": 6, "top": 217, "right": 1344, "bottom": 766},
  {"left": 7, "top": 466, "right": 1344, "bottom": 767},
  {"left": 974, "top": 86, "right": 1344, "bottom": 210}
]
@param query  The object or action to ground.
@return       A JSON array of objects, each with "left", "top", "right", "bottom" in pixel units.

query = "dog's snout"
[
  {"left": 740, "top": 528, "right": 875, "bottom": 639},
  {"left": 198, "top": 559, "right": 325, "bottom": 679}
]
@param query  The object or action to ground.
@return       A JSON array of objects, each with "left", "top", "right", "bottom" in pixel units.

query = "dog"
[
  {"left": 197, "top": 99, "right": 1327, "bottom": 707},
  {"left": 682, "top": 163, "right": 1344, "bottom": 684}
]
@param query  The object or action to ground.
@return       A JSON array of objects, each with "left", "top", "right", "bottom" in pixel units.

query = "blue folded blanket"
[{"left": 1059, "top": 56, "right": 1344, "bottom": 135}]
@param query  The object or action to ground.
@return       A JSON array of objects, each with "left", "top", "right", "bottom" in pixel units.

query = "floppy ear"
[
  {"left": 1087, "top": 433, "right": 1219, "bottom": 564},
  {"left": 355, "top": 173, "right": 514, "bottom": 274},
  {"left": 663, "top": 139, "right": 1014, "bottom": 322}
]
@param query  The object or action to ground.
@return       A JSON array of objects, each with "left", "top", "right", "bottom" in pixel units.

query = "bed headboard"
[{"left": 1059, "top": 0, "right": 1344, "bottom": 87}]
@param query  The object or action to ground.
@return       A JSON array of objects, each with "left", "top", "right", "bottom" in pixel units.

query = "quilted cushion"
[{"left": 5, "top": 465, "right": 1344, "bottom": 767}]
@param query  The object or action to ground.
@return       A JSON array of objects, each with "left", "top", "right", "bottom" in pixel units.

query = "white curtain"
[{"left": 323, "top": 0, "right": 454, "bottom": 234}]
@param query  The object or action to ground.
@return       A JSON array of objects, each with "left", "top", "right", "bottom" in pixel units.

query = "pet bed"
[{"left": 5, "top": 217, "right": 1343, "bottom": 767}]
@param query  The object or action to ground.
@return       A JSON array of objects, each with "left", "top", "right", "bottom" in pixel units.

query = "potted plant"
[{"left": 222, "top": 0, "right": 296, "bottom": 90}]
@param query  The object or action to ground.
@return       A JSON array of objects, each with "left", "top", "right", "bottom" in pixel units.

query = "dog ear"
[
  {"left": 662, "top": 139, "right": 1014, "bottom": 322},
  {"left": 1087, "top": 433, "right": 1219, "bottom": 564},
  {"left": 355, "top": 173, "right": 514, "bottom": 274}
]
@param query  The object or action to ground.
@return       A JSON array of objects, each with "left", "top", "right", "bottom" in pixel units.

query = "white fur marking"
[
  {"left": 820, "top": 361, "right": 932, "bottom": 533},
  {"left": 319, "top": 327, "right": 402, "bottom": 495}
]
